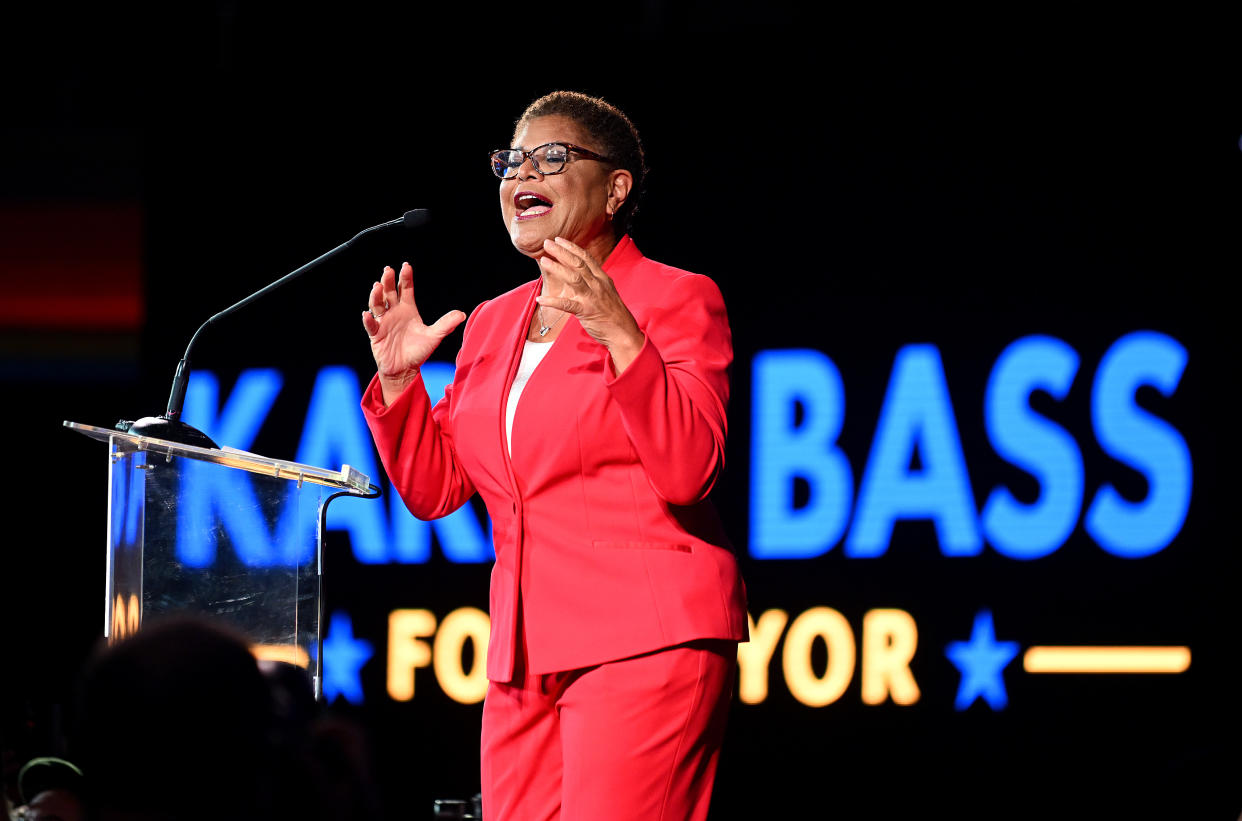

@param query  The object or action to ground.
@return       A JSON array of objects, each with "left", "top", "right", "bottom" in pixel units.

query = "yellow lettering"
[
  {"left": 111, "top": 594, "right": 141, "bottom": 641},
  {"left": 387, "top": 609, "right": 436, "bottom": 701},
  {"left": 433, "top": 607, "right": 491, "bottom": 705},
  {"left": 251, "top": 644, "right": 311, "bottom": 668},
  {"left": 737, "top": 609, "right": 789, "bottom": 704},
  {"left": 383, "top": 604, "right": 923, "bottom": 708},
  {"left": 782, "top": 607, "right": 854, "bottom": 707},
  {"left": 111, "top": 595, "right": 126, "bottom": 641},
  {"left": 861, "top": 609, "right": 920, "bottom": 705}
]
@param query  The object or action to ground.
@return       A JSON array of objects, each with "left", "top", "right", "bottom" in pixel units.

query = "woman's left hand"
[{"left": 537, "top": 237, "right": 644, "bottom": 374}]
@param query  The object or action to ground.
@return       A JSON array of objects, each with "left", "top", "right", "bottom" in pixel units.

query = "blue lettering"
[
  {"left": 379, "top": 362, "right": 493, "bottom": 563},
  {"left": 982, "top": 336, "right": 1084, "bottom": 559},
  {"left": 846, "top": 345, "right": 979, "bottom": 557},
  {"left": 178, "top": 369, "right": 285, "bottom": 567},
  {"left": 749, "top": 350, "right": 852, "bottom": 558},
  {"left": 389, "top": 496, "right": 494, "bottom": 564},
  {"left": 421, "top": 362, "right": 455, "bottom": 407},
  {"left": 1086, "top": 332, "right": 1191, "bottom": 557},
  {"left": 112, "top": 450, "right": 145, "bottom": 551},
  {"left": 433, "top": 505, "right": 493, "bottom": 562},
  {"left": 297, "top": 367, "right": 389, "bottom": 563},
  {"left": 387, "top": 493, "right": 430, "bottom": 563},
  {"left": 387, "top": 363, "right": 493, "bottom": 563}
]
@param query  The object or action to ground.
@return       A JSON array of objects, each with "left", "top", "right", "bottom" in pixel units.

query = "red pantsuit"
[
  {"left": 363, "top": 236, "right": 747, "bottom": 819},
  {"left": 483, "top": 640, "right": 736, "bottom": 821}
]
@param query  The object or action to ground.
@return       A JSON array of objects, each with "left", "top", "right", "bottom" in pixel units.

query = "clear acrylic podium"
[{"left": 65, "top": 421, "right": 374, "bottom": 699}]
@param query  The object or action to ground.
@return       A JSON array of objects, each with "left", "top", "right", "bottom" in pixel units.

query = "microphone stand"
[{"left": 119, "top": 209, "right": 429, "bottom": 448}]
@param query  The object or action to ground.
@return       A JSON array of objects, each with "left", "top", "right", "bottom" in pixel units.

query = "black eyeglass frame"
[{"left": 488, "top": 142, "right": 613, "bottom": 179}]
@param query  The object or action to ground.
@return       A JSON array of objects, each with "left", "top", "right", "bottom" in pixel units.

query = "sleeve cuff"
[
  {"left": 603, "top": 333, "right": 660, "bottom": 398},
  {"left": 361, "top": 371, "right": 426, "bottom": 419}
]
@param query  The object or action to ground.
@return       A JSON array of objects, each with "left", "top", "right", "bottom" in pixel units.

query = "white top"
[{"left": 506, "top": 339, "right": 554, "bottom": 457}]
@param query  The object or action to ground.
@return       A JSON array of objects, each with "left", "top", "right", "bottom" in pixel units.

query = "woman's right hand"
[{"left": 363, "top": 262, "right": 466, "bottom": 406}]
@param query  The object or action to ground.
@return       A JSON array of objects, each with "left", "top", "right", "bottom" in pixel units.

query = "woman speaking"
[{"left": 361, "top": 91, "right": 747, "bottom": 821}]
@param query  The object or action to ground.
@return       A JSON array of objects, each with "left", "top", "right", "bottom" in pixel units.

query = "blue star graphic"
[
  {"left": 321, "top": 611, "right": 373, "bottom": 704},
  {"left": 945, "top": 610, "right": 1020, "bottom": 711}
]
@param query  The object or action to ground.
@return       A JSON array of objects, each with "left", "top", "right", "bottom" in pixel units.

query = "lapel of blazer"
[
  {"left": 496, "top": 236, "right": 645, "bottom": 485},
  {"left": 497, "top": 279, "right": 542, "bottom": 490}
]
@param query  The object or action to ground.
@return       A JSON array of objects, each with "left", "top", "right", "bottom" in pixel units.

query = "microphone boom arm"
[{"left": 123, "top": 210, "right": 426, "bottom": 447}]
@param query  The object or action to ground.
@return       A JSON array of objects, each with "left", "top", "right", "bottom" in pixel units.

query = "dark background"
[{"left": 2, "top": 5, "right": 1238, "bottom": 820}]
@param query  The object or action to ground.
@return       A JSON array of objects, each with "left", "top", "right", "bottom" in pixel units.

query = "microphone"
[{"left": 119, "top": 209, "right": 430, "bottom": 448}]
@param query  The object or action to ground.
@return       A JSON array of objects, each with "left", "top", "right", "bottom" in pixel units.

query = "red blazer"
[{"left": 362, "top": 235, "right": 748, "bottom": 682}]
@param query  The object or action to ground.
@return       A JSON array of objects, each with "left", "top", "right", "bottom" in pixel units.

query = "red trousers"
[{"left": 480, "top": 639, "right": 737, "bottom": 821}]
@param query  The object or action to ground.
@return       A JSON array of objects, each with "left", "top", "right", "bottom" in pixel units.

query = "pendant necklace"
[{"left": 537, "top": 305, "right": 565, "bottom": 337}]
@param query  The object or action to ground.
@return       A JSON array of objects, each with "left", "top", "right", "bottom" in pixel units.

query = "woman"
[{"left": 361, "top": 91, "right": 747, "bottom": 820}]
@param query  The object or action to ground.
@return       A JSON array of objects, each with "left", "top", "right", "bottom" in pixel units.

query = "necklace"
[{"left": 537, "top": 305, "right": 565, "bottom": 337}]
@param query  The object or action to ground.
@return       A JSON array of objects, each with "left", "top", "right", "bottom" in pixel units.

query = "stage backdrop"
[{"left": 6, "top": 8, "right": 1237, "bottom": 820}]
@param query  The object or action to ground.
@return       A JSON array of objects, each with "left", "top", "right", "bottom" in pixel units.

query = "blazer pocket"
[{"left": 592, "top": 540, "right": 693, "bottom": 554}]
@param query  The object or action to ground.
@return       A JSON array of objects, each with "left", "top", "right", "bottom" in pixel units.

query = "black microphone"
[{"left": 119, "top": 209, "right": 430, "bottom": 448}]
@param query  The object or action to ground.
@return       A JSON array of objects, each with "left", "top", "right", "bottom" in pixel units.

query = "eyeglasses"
[{"left": 488, "top": 142, "right": 612, "bottom": 179}]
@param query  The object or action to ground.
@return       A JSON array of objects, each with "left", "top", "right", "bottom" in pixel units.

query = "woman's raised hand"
[
  {"left": 536, "top": 237, "right": 644, "bottom": 374},
  {"left": 363, "top": 262, "right": 466, "bottom": 405}
]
